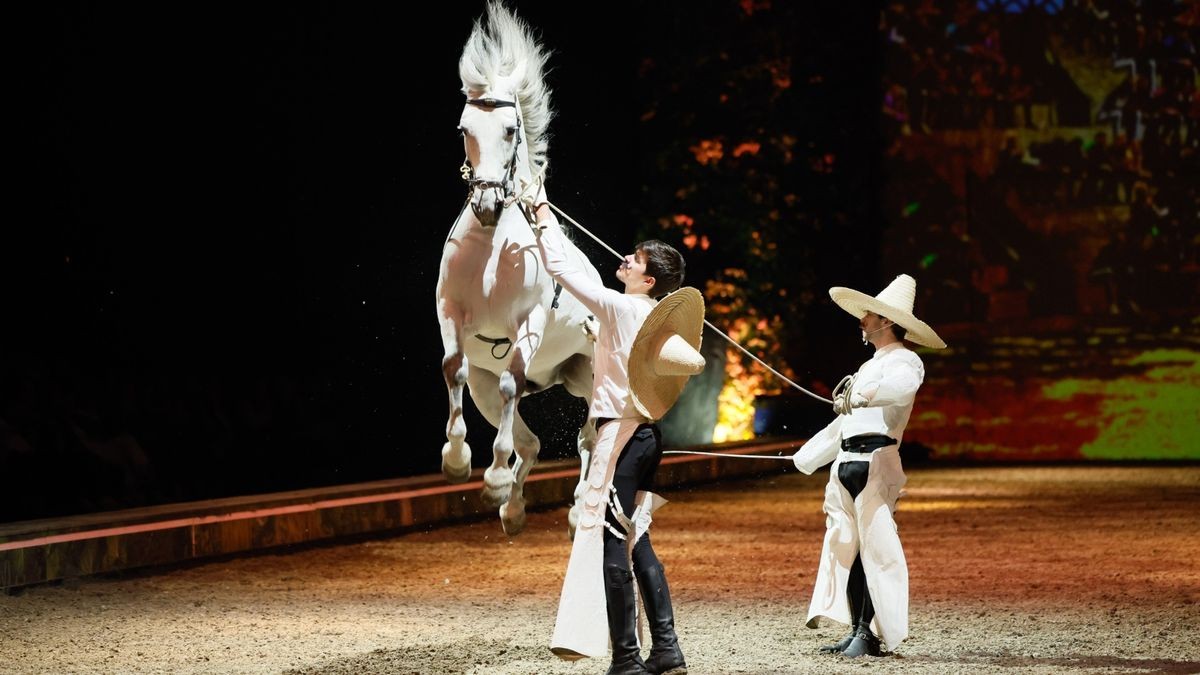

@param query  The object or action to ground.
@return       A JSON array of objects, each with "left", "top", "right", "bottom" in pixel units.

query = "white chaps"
[
  {"left": 550, "top": 418, "right": 662, "bottom": 659},
  {"left": 806, "top": 444, "right": 909, "bottom": 651}
]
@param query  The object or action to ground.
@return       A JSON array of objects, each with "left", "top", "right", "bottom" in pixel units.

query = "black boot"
[
  {"left": 823, "top": 551, "right": 875, "bottom": 656},
  {"left": 842, "top": 622, "right": 881, "bottom": 658},
  {"left": 605, "top": 564, "right": 651, "bottom": 675},
  {"left": 635, "top": 562, "right": 687, "bottom": 675},
  {"left": 818, "top": 630, "right": 856, "bottom": 654}
]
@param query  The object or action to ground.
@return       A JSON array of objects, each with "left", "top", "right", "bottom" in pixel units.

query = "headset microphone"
[{"left": 861, "top": 322, "right": 892, "bottom": 346}]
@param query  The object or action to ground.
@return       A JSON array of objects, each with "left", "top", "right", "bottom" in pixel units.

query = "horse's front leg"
[
  {"left": 482, "top": 306, "right": 546, "bottom": 536},
  {"left": 438, "top": 298, "right": 472, "bottom": 484}
]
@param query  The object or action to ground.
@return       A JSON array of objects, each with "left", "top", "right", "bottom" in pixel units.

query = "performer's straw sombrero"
[
  {"left": 629, "top": 287, "right": 707, "bottom": 421},
  {"left": 829, "top": 274, "right": 947, "bottom": 349}
]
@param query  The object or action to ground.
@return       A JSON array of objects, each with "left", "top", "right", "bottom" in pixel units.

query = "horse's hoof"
[
  {"left": 441, "top": 442, "right": 472, "bottom": 484},
  {"left": 481, "top": 467, "right": 513, "bottom": 507},
  {"left": 500, "top": 501, "right": 526, "bottom": 536}
]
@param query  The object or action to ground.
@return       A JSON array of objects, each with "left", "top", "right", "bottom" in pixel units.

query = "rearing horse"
[{"left": 437, "top": 2, "right": 599, "bottom": 536}]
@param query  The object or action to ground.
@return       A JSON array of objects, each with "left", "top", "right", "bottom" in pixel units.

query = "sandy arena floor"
[{"left": 1, "top": 465, "right": 1198, "bottom": 674}]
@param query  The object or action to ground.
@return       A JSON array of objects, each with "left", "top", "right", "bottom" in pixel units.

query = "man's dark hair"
[
  {"left": 878, "top": 312, "right": 902, "bottom": 338},
  {"left": 637, "top": 239, "right": 685, "bottom": 297}
]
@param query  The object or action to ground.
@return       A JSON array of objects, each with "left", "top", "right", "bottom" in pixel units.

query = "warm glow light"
[
  {"left": 732, "top": 141, "right": 761, "bottom": 157},
  {"left": 713, "top": 331, "right": 761, "bottom": 442},
  {"left": 707, "top": 278, "right": 792, "bottom": 444},
  {"left": 690, "top": 139, "right": 725, "bottom": 165}
]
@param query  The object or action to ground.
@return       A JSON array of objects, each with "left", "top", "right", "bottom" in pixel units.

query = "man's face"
[
  {"left": 860, "top": 311, "right": 889, "bottom": 341},
  {"left": 617, "top": 249, "right": 654, "bottom": 294}
]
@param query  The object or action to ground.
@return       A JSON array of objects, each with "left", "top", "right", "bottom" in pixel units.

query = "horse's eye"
[{"left": 505, "top": 126, "right": 517, "bottom": 137}]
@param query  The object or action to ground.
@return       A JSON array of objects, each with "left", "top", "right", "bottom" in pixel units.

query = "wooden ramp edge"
[{"left": 0, "top": 438, "right": 799, "bottom": 589}]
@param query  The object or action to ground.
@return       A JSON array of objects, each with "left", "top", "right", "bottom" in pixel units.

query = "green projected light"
[{"left": 1042, "top": 349, "right": 1200, "bottom": 460}]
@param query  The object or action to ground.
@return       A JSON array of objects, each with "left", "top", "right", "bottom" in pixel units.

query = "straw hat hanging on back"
[
  {"left": 829, "top": 274, "right": 947, "bottom": 349},
  {"left": 628, "top": 287, "right": 707, "bottom": 421}
]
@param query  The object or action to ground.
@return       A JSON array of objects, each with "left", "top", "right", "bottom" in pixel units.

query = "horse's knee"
[
  {"left": 442, "top": 353, "right": 467, "bottom": 386},
  {"left": 498, "top": 369, "right": 525, "bottom": 402}
]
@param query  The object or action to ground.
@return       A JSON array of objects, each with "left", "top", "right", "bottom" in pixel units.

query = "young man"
[
  {"left": 530, "top": 196, "right": 701, "bottom": 675},
  {"left": 792, "top": 274, "right": 946, "bottom": 658}
]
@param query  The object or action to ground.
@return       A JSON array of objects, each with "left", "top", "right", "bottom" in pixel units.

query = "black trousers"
[{"left": 602, "top": 423, "right": 665, "bottom": 573}]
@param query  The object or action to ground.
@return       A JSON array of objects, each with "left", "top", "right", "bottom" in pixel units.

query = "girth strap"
[{"left": 473, "top": 334, "right": 514, "bottom": 360}]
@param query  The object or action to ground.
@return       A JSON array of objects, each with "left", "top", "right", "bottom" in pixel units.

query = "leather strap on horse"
[
  {"left": 474, "top": 334, "right": 514, "bottom": 360},
  {"left": 471, "top": 282, "right": 562, "bottom": 360}
]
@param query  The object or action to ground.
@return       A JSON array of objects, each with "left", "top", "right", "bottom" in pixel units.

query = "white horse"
[{"left": 437, "top": 2, "right": 600, "bottom": 536}]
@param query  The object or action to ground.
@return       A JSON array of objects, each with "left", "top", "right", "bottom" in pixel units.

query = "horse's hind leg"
[
  {"left": 560, "top": 353, "right": 596, "bottom": 540},
  {"left": 484, "top": 307, "right": 546, "bottom": 534},
  {"left": 482, "top": 347, "right": 524, "bottom": 510},
  {"left": 499, "top": 406, "right": 540, "bottom": 536},
  {"left": 439, "top": 300, "right": 472, "bottom": 484},
  {"left": 472, "top": 362, "right": 538, "bottom": 536}
]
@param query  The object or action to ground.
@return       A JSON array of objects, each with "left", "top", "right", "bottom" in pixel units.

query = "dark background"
[{"left": 5, "top": 2, "right": 884, "bottom": 520}]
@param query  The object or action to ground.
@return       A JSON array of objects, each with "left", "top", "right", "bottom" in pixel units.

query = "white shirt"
[
  {"left": 793, "top": 342, "right": 925, "bottom": 474},
  {"left": 535, "top": 216, "right": 656, "bottom": 420}
]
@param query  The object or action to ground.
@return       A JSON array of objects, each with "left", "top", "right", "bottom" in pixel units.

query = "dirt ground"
[{"left": 2, "top": 465, "right": 1198, "bottom": 674}]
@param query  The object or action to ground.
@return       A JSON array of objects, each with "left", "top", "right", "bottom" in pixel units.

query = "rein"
[
  {"left": 541, "top": 201, "right": 834, "bottom": 406},
  {"left": 662, "top": 450, "right": 796, "bottom": 460}
]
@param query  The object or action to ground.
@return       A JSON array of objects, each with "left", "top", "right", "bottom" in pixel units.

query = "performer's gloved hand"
[
  {"left": 518, "top": 179, "right": 550, "bottom": 232},
  {"left": 831, "top": 373, "right": 857, "bottom": 415}
]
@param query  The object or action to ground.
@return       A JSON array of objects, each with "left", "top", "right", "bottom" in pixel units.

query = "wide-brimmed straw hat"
[
  {"left": 829, "top": 274, "right": 946, "bottom": 349},
  {"left": 628, "top": 287, "right": 707, "bottom": 421}
]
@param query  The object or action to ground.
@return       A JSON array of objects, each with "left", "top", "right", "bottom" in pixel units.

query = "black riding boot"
[
  {"left": 635, "top": 562, "right": 687, "bottom": 675},
  {"left": 605, "top": 563, "right": 651, "bottom": 675},
  {"left": 842, "top": 621, "right": 882, "bottom": 658},
  {"left": 821, "top": 551, "right": 872, "bottom": 654},
  {"left": 841, "top": 552, "right": 881, "bottom": 658}
]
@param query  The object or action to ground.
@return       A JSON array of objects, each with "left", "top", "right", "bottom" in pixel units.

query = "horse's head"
[
  {"left": 459, "top": 88, "right": 523, "bottom": 228},
  {"left": 457, "top": 3, "right": 552, "bottom": 229}
]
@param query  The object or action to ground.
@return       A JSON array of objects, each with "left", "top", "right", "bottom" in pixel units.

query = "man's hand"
[
  {"left": 518, "top": 179, "right": 551, "bottom": 232},
  {"left": 833, "top": 391, "right": 869, "bottom": 416},
  {"left": 831, "top": 374, "right": 855, "bottom": 415}
]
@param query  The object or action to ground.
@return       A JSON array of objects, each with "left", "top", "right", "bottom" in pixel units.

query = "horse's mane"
[{"left": 459, "top": 1, "right": 553, "bottom": 173}]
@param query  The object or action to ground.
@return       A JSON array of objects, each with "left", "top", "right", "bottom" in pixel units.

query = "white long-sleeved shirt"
[
  {"left": 792, "top": 342, "right": 925, "bottom": 474},
  {"left": 535, "top": 215, "right": 656, "bottom": 420}
]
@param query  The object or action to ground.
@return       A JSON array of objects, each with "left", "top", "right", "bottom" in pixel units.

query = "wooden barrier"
[{"left": 0, "top": 438, "right": 799, "bottom": 589}]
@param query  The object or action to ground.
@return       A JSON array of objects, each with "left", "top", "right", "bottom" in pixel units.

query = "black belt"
[{"left": 841, "top": 434, "right": 898, "bottom": 453}]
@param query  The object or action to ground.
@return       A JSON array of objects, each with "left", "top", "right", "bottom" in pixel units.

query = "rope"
[
  {"left": 544, "top": 201, "right": 832, "bottom": 405},
  {"left": 662, "top": 450, "right": 796, "bottom": 460}
]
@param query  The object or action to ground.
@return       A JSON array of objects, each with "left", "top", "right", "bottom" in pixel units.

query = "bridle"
[{"left": 459, "top": 96, "right": 523, "bottom": 226}]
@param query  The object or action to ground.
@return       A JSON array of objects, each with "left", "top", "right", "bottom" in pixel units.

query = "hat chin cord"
[{"left": 861, "top": 322, "right": 893, "bottom": 346}]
